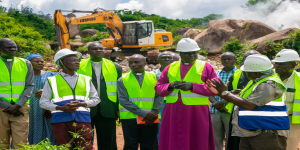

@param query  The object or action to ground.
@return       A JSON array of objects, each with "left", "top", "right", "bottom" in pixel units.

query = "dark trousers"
[
  {"left": 91, "top": 113, "right": 117, "bottom": 150},
  {"left": 52, "top": 122, "right": 93, "bottom": 150},
  {"left": 121, "top": 119, "right": 158, "bottom": 150},
  {"left": 239, "top": 132, "right": 287, "bottom": 150},
  {"left": 226, "top": 112, "right": 240, "bottom": 150}
]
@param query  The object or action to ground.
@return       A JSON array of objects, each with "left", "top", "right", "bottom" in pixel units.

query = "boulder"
[
  {"left": 176, "top": 27, "right": 190, "bottom": 35},
  {"left": 251, "top": 28, "right": 298, "bottom": 53},
  {"left": 197, "top": 54, "right": 206, "bottom": 61},
  {"left": 75, "top": 35, "right": 82, "bottom": 39},
  {"left": 182, "top": 29, "right": 201, "bottom": 39},
  {"left": 66, "top": 13, "right": 81, "bottom": 39},
  {"left": 80, "top": 29, "right": 99, "bottom": 38},
  {"left": 194, "top": 19, "right": 276, "bottom": 54},
  {"left": 195, "top": 25, "right": 207, "bottom": 29}
]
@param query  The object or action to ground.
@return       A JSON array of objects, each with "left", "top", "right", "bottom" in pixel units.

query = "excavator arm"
[{"left": 53, "top": 9, "right": 124, "bottom": 49}]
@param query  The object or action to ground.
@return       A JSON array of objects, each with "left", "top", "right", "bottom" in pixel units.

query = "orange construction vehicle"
[{"left": 53, "top": 8, "right": 173, "bottom": 61}]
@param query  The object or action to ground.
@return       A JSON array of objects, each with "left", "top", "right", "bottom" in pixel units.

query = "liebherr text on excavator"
[{"left": 53, "top": 8, "right": 173, "bottom": 62}]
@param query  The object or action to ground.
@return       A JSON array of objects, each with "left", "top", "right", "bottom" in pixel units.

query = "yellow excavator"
[{"left": 53, "top": 8, "right": 173, "bottom": 62}]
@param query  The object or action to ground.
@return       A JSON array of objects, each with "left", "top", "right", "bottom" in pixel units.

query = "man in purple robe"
[{"left": 155, "top": 38, "right": 217, "bottom": 150}]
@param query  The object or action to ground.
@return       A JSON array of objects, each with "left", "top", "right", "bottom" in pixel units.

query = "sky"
[{"left": 1, "top": 0, "right": 249, "bottom": 19}]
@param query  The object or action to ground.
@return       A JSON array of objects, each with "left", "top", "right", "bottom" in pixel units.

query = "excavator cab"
[{"left": 122, "top": 21, "right": 155, "bottom": 45}]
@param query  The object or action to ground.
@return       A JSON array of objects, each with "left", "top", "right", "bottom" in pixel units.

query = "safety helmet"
[
  {"left": 271, "top": 49, "right": 300, "bottom": 62},
  {"left": 54, "top": 48, "right": 81, "bottom": 67},
  {"left": 176, "top": 38, "right": 200, "bottom": 52},
  {"left": 240, "top": 54, "right": 273, "bottom": 72}
]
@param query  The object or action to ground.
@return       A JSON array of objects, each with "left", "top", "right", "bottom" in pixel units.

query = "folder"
[{"left": 136, "top": 115, "right": 160, "bottom": 124}]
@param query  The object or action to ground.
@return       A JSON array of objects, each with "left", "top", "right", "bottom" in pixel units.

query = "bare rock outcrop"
[
  {"left": 194, "top": 19, "right": 276, "bottom": 53},
  {"left": 80, "top": 29, "right": 99, "bottom": 38},
  {"left": 176, "top": 27, "right": 191, "bottom": 35},
  {"left": 66, "top": 13, "right": 81, "bottom": 39},
  {"left": 251, "top": 28, "right": 298, "bottom": 53},
  {"left": 182, "top": 29, "right": 201, "bottom": 39}
]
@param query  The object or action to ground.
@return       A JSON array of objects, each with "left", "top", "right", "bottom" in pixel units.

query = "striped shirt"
[
  {"left": 281, "top": 71, "right": 295, "bottom": 115},
  {"left": 39, "top": 71, "right": 100, "bottom": 111},
  {"left": 210, "top": 66, "right": 237, "bottom": 113}
]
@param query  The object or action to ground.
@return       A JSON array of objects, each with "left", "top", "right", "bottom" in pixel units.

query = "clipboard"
[{"left": 136, "top": 115, "right": 160, "bottom": 124}]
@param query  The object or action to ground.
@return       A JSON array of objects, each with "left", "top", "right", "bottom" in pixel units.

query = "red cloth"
[
  {"left": 52, "top": 122, "right": 93, "bottom": 150},
  {"left": 155, "top": 62, "right": 217, "bottom": 150}
]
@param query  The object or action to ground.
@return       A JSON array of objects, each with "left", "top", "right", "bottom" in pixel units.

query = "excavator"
[{"left": 53, "top": 8, "right": 173, "bottom": 62}]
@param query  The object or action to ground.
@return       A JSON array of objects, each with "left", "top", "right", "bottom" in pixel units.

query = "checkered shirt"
[{"left": 210, "top": 66, "right": 238, "bottom": 113}]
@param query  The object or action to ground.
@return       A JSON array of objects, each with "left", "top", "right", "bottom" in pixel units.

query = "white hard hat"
[
  {"left": 240, "top": 54, "right": 273, "bottom": 72},
  {"left": 176, "top": 38, "right": 200, "bottom": 52},
  {"left": 54, "top": 48, "right": 81, "bottom": 66},
  {"left": 271, "top": 49, "right": 300, "bottom": 62}
]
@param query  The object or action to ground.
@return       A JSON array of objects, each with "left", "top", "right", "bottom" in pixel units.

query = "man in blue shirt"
[{"left": 209, "top": 52, "right": 237, "bottom": 150}]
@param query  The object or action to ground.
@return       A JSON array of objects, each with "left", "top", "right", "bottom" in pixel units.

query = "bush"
[
  {"left": 222, "top": 37, "right": 245, "bottom": 65},
  {"left": 91, "top": 32, "right": 110, "bottom": 41},
  {"left": 0, "top": 13, "right": 51, "bottom": 58},
  {"left": 282, "top": 30, "right": 300, "bottom": 52},
  {"left": 263, "top": 38, "right": 284, "bottom": 60}
]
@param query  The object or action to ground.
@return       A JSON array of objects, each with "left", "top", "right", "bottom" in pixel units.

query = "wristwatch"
[{"left": 221, "top": 91, "right": 230, "bottom": 96}]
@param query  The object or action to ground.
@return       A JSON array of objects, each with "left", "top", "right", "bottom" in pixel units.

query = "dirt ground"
[{"left": 93, "top": 126, "right": 300, "bottom": 150}]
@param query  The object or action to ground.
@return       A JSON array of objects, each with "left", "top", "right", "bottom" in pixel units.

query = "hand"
[
  {"left": 144, "top": 112, "right": 158, "bottom": 122},
  {"left": 2, "top": 105, "right": 21, "bottom": 115},
  {"left": 57, "top": 105, "right": 78, "bottom": 113},
  {"left": 34, "top": 89, "right": 43, "bottom": 98},
  {"left": 116, "top": 111, "right": 120, "bottom": 124},
  {"left": 177, "top": 82, "right": 193, "bottom": 91},
  {"left": 169, "top": 81, "right": 184, "bottom": 89},
  {"left": 13, "top": 110, "right": 24, "bottom": 117},
  {"left": 212, "top": 101, "right": 226, "bottom": 109},
  {"left": 215, "top": 106, "right": 229, "bottom": 113},
  {"left": 66, "top": 101, "right": 85, "bottom": 108},
  {"left": 206, "top": 78, "right": 227, "bottom": 95},
  {"left": 231, "top": 89, "right": 242, "bottom": 95},
  {"left": 144, "top": 118, "right": 154, "bottom": 126},
  {"left": 206, "top": 80, "right": 219, "bottom": 95}
]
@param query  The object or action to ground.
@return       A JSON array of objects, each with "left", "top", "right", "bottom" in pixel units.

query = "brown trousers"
[
  {"left": 240, "top": 132, "right": 287, "bottom": 150},
  {"left": 287, "top": 116, "right": 300, "bottom": 150},
  {"left": 52, "top": 122, "right": 93, "bottom": 150},
  {"left": 0, "top": 104, "right": 30, "bottom": 149}
]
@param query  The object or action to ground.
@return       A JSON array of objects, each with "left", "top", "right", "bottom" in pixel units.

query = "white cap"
[
  {"left": 240, "top": 54, "right": 273, "bottom": 72},
  {"left": 176, "top": 38, "right": 200, "bottom": 52},
  {"left": 271, "top": 49, "right": 300, "bottom": 62},
  {"left": 54, "top": 48, "right": 81, "bottom": 67}
]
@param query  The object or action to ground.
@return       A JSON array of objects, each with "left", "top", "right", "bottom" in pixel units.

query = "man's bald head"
[
  {"left": 88, "top": 42, "right": 104, "bottom": 51},
  {"left": 171, "top": 53, "right": 180, "bottom": 61},
  {"left": 128, "top": 54, "right": 147, "bottom": 73},
  {"left": 0, "top": 38, "right": 15, "bottom": 49},
  {"left": 244, "top": 50, "right": 260, "bottom": 60},
  {"left": 221, "top": 52, "right": 236, "bottom": 59},
  {"left": 129, "top": 54, "right": 146, "bottom": 62},
  {"left": 158, "top": 51, "right": 172, "bottom": 60}
]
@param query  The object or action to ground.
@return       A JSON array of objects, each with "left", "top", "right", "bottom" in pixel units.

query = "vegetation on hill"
[{"left": 0, "top": 8, "right": 52, "bottom": 58}]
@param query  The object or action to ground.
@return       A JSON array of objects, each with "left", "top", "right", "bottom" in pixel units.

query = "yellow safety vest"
[
  {"left": 119, "top": 72, "right": 157, "bottom": 119},
  {"left": 166, "top": 60, "right": 209, "bottom": 105},
  {"left": 226, "top": 70, "right": 243, "bottom": 113},
  {"left": 292, "top": 71, "right": 300, "bottom": 124},
  {"left": 0, "top": 57, "right": 29, "bottom": 104},
  {"left": 77, "top": 58, "right": 118, "bottom": 103}
]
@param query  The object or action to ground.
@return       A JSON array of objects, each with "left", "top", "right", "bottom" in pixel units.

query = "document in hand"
[{"left": 136, "top": 115, "right": 160, "bottom": 124}]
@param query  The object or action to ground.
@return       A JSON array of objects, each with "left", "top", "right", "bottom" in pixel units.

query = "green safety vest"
[
  {"left": 166, "top": 60, "right": 209, "bottom": 105},
  {"left": 119, "top": 72, "right": 157, "bottom": 119},
  {"left": 0, "top": 57, "right": 29, "bottom": 104},
  {"left": 291, "top": 71, "right": 300, "bottom": 124},
  {"left": 226, "top": 70, "right": 243, "bottom": 113},
  {"left": 77, "top": 58, "right": 118, "bottom": 103},
  {"left": 48, "top": 74, "right": 92, "bottom": 123}
]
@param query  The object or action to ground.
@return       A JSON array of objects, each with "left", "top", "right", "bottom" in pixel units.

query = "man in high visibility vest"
[
  {"left": 39, "top": 49, "right": 100, "bottom": 149},
  {"left": 77, "top": 42, "right": 122, "bottom": 150},
  {"left": 0, "top": 38, "right": 34, "bottom": 149},
  {"left": 155, "top": 38, "right": 218, "bottom": 150},
  {"left": 272, "top": 49, "right": 300, "bottom": 150},
  {"left": 207, "top": 54, "right": 289, "bottom": 150},
  {"left": 117, "top": 54, "right": 163, "bottom": 150},
  {"left": 209, "top": 52, "right": 237, "bottom": 150},
  {"left": 151, "top": 51, "right": 174, "bottom": 149},
  {"left": 226, "top": 50, "right": 260, "bottom": 150}
]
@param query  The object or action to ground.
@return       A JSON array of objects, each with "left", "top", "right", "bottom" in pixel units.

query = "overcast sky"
[{"left": 1, "top": 0, "right": 250, "bottom": 19}]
